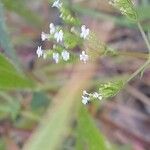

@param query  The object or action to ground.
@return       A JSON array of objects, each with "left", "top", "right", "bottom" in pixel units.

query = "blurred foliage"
[
  {"left": 23, "top": 86, "right": 77, "bottom": 150},
  {"left": 0, "top": 0, "right": 42, "bottom": 27},
  {"left": 0, "top": 2, "right": 20, "bottom": 68},
  {"left": 0, "top": 0, "right": 149, "bottom": 150},
  {"left": 0, "top": 139, "right": 6, "bottom": 150},
  {"left": 31, "top": 92, "right": 50, "bottom": 113},
  {"left": 0, "top": 54, "right": 34, "bottom": 89},
  {"left": 73, "top": 4, "right": 150, "bottom": 31}
]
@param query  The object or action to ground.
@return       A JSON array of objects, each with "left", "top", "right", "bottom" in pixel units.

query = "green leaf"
[
  {"left": 76, "top": 107, "right": 114, "bottom": 150},
  {"left": 31, "top": 92, "right": 50, "bottom": 112},
  {"left": 0, "top": 2, "right": 20, "bottom": 69},
  {"left": 22, "top": 85, "right": 77, "bottom": 150},
  {"left": 0, "top": 54, "right": 34, "bottom": 89}
]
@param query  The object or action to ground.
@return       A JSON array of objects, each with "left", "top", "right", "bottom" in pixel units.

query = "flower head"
[
  {"left": 49, "top": 23, "right": 55, "bottom": 34},
  {"left": 61, "top": 50, "right": 70, "bottom": 61},
  {"left": 80, "top": 25, "right": 90, "bottom": 39},
  {"left": 80, "top": 51, "right": 89, "bottom": 63},
  {"left": 41, "top": 32, "right": 49, "bottom": 41},
  {"left": 82, "top": 90, "right": 103, "bottom": 105},
  {"left": 54, "top": 30, "right": 63, "bottom": 43},
  {"left": 52, "top": 0, "right": 62, "bottom": 8},
  {"left": 36, "top": 46, "right": 43, "bottom": 58},
  {"left": 53, "top": 52, "right": 59, "bottom": 63},
  {"left": 82, "top": 96, "right": 90, "bottom": 105}
]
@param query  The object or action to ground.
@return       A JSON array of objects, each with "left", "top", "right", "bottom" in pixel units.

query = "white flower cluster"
[
  {"left": 82, "top": 90, "right": 103, "bottom": 105},
  {"left": 36, "top": 0, "right": 90, "bottom": 64}
]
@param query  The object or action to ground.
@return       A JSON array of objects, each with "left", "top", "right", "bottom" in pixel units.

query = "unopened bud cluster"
[
  {"left": 108, "top": 0, "right": 137, "bottom": 21},
  {"left": 99, "top": 80, "right": 124, "bottom": 98}
]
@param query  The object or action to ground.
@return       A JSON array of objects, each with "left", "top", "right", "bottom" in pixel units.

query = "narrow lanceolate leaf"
[
  {"left": 76, "top": 107, "right": 114, "bottom": 150},
  {"left": 0, "top": 2, "right": 20, "bottom": 69},
  {"left": 0, "top": 54, "right": 34, "bottom": 89}
]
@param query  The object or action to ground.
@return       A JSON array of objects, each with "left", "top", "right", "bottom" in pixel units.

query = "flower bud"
[{"left": 99, "top": 80, "right": 124, "bottom": 98}]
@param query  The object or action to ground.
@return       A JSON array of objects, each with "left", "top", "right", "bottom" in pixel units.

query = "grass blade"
[{"left": 23, "top": 63, "right": 97, "bottom": 150}]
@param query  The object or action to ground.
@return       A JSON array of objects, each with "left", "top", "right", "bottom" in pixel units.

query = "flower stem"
[
  {"left": 127, "top": 58, "right": 150, "bottom": 82},
  {"left": 138, "top": 23, "right": 150, "bottom": 53},
  {"left": 127, "top": 23, "right": 150, "bottom": 83}
]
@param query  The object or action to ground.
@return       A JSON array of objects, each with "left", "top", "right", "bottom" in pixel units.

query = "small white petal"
[
  {"left": 53, "top": 52, "right": 59, "bottom": 63},
  {"left": 80, "top": 51, "right": 89, "bottom": 63},
  {"left": 98, "top": 96, "right": 103, "bottom": 100},
  {"left": 52, "top": 0, "right": 62, "bottom": 8},
  {"left": 83, "top": 90, "right": 87, "bottom": 95},
  {"left": 61, "top": 50, "right": 70, "bottom": 61},
  {"left": 36, "top": 46, "right": 43, "bottom": 58},
  {"left": 80, "top": 25, "right": 90, "bottom": 39},
  {"left": 83, "top": 90, "right": 89, "bottom": 96},
  {"left": 54, "top": 30, "right": 63, "bottom": 43},
  {"left": 49, "top": 23, "right": 55, "bottom": 34},
  {"left": 41, "top": 32, "right": 49, "bottom": 41},
  {"left": 82, "top": 96, "right": 90, "bottom": 105}
]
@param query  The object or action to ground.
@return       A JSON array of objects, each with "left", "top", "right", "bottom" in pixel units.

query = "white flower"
[
  {"left": 53, "top": 52, "right": 59, "bottom": 63},
  {"left": 98, "top": 95, "right": 103, "bottom": 100},
  {"left": 36, "top": 46, "right": 43, "bottom": 58},
  {"left": 52, "top": 0, "right": 62, "bottom": 8},
  {"left": 82, "top": 96, "right": 90, "bottom": 105},
  {"left": 83, "top": 90, "right": 89, "bottom": 95},
  {"left": 80, "top": 51, "right": 89, "bottom": 63},
  {"left": 61, "top": 50, "right": 70, "bottom": 61},
  {"left": 54, "top": 30, "right": 63, "bottom": 43},
  {"left": 41, "top": 32, "right": 49, "bottom": 41},
  {"left": 49, "top": 23, "right": 55, "bottom": 34},
  {"left": 80, "top": 25, "right": 90, "bottom": 39}
]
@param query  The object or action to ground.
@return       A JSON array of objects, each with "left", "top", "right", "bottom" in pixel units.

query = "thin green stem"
[
  {"left": 127, "top": 23, "right": 150, "bottom": 83},
  {"left": 138, "top": 23, "right": 150, "bottom": 54},
  {"left": 127, "top": 59, "right": 150, "bottom": 82}
]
